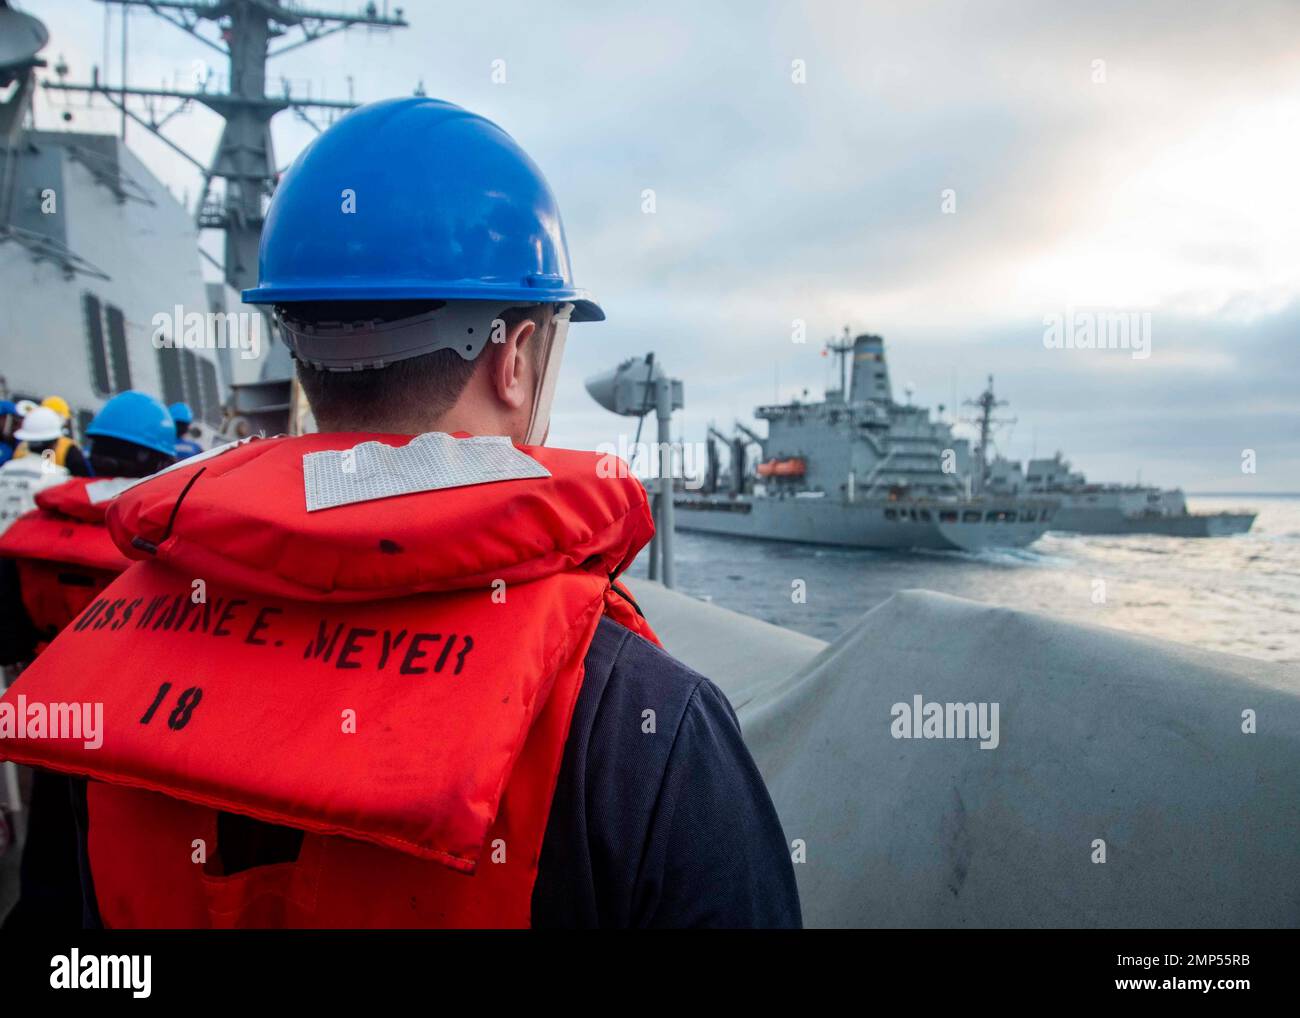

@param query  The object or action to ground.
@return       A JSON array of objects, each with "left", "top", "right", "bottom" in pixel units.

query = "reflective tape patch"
[
  {"left": 85, "top": 477, "right": 141, "bottom": 504},
  {"left": 303, "top": 433, "right": 550, "bottom": 512}
]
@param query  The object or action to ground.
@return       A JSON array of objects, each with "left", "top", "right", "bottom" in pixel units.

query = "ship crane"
[
  {"left": 704, "top": 422, "right": 770, "bottom": 497},
  {"left": 961, "top": 374, "right": 1016, "bottom": 496},
  {"left": 706, "top": 424, "right": 745, "bottom": 497},
  {"left": 734, "top": 420, "right": 764, "bottom": 448}
]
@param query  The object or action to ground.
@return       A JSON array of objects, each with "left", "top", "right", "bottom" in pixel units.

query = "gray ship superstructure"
[
  {"left": 10, "top": 0, "right": 408, "bottom": 438},
  {"left": 987, "top": 453, "right": 1256, "bottom": 537},
  {"left": 675, "top": 333, "right": 1056, "bottom": 551},
  {"left": 0, "top": 2, "right": 223, "bottom": 435}
]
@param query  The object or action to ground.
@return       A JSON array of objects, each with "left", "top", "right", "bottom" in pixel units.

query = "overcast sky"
[{"left": 28, "top": 0, "right": 1300, "bottom": 490}]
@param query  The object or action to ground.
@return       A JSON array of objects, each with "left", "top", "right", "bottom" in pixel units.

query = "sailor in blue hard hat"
[
  {"left": 243, "top": 96, "right": 608, "bottom": 442},
  {"left": 243, "top": 98, "right": 800, "bottom": 927},
  {"left": 85, "top": 391, "right": 178, "bottom": 478},
  {"left": 168, "top": 401, "right": 203, "bottom": 459}
]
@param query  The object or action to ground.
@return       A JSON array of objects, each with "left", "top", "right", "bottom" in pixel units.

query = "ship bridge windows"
[
  {"left": 105, "top": 305, "right": 132, "bottom": 391},
  {"left": 199, "top": 358, "right": 220, "bottom": 424},
  {"left": 158, "top": 344, "right": 186, "bottom": 410},
  {"left": 83, "top": 293, "right": 111, "bottom": 395},
  {"left": 987, "top": 510, "right": 1015, "bottom": 523},
  {"left": 157, "top": 335, "right": 220, "bottom": 423},
  {"left": 82, "top": 292, "right": 133, "bottom": 395},
  {"left": 962, "top": 510, "right": 981, "bottom": 522},
  {"left": 159, "top": 346, "right": 220, "bottom": 426},
  {"left": 939, "top": 510, "right": 958, "bottom": 523},
  {"left": 181, "top": 348, "right": 201, "bottom": 416}
]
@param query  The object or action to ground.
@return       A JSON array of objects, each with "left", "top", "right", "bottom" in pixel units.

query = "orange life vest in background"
[
  {"left": 0, "top": 476, "right": 132, "bottom": 653},
  {"left": 0, "top": 433, "right": 656, "bottom": 928}
]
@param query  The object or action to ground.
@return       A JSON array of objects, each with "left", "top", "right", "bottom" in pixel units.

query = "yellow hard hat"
[{"left": 41, "top": 395, "right": 72, "bottom": 419}]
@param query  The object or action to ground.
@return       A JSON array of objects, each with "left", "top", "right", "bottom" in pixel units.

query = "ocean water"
[{"left": 631, "top": 495, "right": 1300, "bottom": 665}]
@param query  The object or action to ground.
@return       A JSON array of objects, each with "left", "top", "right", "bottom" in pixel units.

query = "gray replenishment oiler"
[
  {"left": 985, "top": 453, "right": 1257, "bottom": 537},
  {"left": 674, "top": 332, "right": 1058, "bottom": 552}
]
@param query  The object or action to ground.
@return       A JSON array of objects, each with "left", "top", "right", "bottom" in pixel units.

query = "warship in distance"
[
  {"left": 675, "top": 332, "right": 1057, "bottom": 552},
  {"left": 985, "top": 453, "right": 1257, "bottom": 537}
]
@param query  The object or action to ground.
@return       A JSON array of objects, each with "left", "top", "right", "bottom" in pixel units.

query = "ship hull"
[
  {"left": 674, "top": 495, "right": 1053, "bottom": 552},
  {"left": 1050, "top": 507, "right": 1256, "bottom": 537}
]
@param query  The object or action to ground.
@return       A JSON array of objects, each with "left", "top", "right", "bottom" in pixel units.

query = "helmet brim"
[{"left": 242, "top": 284, "right": 605, "bottom": 323}]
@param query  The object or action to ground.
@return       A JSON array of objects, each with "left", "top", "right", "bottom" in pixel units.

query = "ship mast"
[
  {"left": 44, "top": 0, "right": 408, "bottom": 296},
  {"left": 823, "top": 326, "right": 854, "bottom": 401},
  {"left": 962, "top": 374, "right": 1015, "bottom": 495}
]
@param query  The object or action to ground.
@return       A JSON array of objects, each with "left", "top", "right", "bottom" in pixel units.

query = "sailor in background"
[
  {"left": 0, "top": 408, "right": 74, "bottom": 533},
  {"left": 12, "top": 397, "right": 88, "bottom": 477},
  {"left": 0, "top": 390, "right": 176, "bottom": 928},
  {"left": 169, "top": 401, "right": 203, "bottom": 459},
  {"left": 0, "top": 97, "right": 801, "bottom": 929},
  {"left": 8, "top": 404, "right": 87, "bottom": 479},
  {"left": 0, "top": 401, "right": 19, "bottom": 467}
]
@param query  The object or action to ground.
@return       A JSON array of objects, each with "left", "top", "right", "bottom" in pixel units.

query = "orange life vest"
[
  {"left": 0, "top": 433, "right": 655, "bottom": 928},
  {"left": 0, "top": 476, "right": 132, "bottom": 652}
]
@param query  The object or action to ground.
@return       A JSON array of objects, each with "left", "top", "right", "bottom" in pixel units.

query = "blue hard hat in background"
[
  {"left": 0, "top": 400, "right": 17, "bottom": 417},
  {"left": 86, "top": 391, "right": 176, "bottom": 457},
  {"left": 169, "top": 401, "right": 194, "bottom": 425},
  {"left": 242, "top": 97, "right": 603, "bottom": 322}
]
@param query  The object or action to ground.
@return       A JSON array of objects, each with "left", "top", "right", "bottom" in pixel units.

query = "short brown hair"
[{"left": 293, "top": 302, "right": 549, "bottom": 431}]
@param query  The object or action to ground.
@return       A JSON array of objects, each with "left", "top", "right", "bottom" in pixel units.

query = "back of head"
[
  {"left": 168, "top": 401, "right": 194, "bottom": 438},
  {"left": 289, "top": 301, "right": 555, "bottom": 433},
  {"left": 86, "top": 391, "right": 177, "bottom": 478}
]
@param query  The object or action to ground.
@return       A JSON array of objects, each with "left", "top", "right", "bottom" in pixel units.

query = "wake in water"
[{"left": 639, "top": 496, "right": 1300, "bottom": 663}]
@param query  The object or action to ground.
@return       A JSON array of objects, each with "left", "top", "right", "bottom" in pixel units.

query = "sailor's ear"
[{"left": 488, "top": 317, "right": 537, "bottom": 410}]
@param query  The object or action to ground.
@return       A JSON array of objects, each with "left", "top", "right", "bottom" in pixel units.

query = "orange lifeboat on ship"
[{"left": 757, "top": 458, "right": 807, "bottom": 478}]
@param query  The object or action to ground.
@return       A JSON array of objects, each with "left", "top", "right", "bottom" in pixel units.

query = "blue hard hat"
[
  {"left": 242, "top": 97, "right": 603, "bottom": 322},
  {"left": 0, "top": 400, "right": 16, "bottom": 416},
  {"left": 168, "top": 401, "right": 194, "bottom": 425},
  {"left": 86, "top": 391, "right": 176, "bottom": 458}
]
